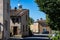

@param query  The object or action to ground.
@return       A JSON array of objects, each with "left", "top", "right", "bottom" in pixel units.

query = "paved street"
[
  {"left": 8, "top": 37, "right": 50, "bottom": 40},
  {"left": 8, "top": 34, "right": 51, "bottom": 40}
]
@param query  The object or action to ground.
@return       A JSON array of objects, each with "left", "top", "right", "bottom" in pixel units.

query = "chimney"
[
  {"left": 18, "top": 4, "right": 22, "bottom": 10},
  {"left": 40, "top": 18, "right": 43, "bottom": 20},
  {"left": 37, "top": 19, "right": 39, "bottom": 22},
  {"left": 14, "top": 7, "right": 17, "bottom": 11}
]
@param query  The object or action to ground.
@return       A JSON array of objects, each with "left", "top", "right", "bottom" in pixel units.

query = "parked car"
[{"left": 42, "top": 31, "right": 49, "bottom": 34}]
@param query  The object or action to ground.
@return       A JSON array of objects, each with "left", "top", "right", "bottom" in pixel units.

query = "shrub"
[{"left": 52, "top": 36, "right": 58, "bottom": 40}]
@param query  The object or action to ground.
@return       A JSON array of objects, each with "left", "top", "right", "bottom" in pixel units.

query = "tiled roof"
[
  {"left": 35, "top": 20, "right": 48, "bottom": 27},
  {"left": 10, "top": 9, "right": 29, "bottom": 16},
  {"left": 38, "top": 20, "right": 48, "bottom": 27}
]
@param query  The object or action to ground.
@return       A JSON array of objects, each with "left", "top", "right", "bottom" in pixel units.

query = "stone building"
[
  {"left": 10, "top": 6, "right": 29, "bottom": 37},
  {"left": 38, "top": 19, "right": 51, "bottom": 34},
  {"left": 0, "top": 0, "right": 10, "bottom": 40},
  {"left": 30, "top": 22, "right": 39, "bottom": 33},
  {"left": 30, "top": 19, "right": 52, "bottom": 34}
]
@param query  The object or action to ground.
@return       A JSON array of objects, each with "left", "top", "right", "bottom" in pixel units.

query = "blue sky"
[{"left": 10, "top": 0, "right": 46, "bottom": 21}]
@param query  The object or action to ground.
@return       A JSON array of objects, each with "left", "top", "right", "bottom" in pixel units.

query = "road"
[{"left": 8, "top": 34, "right": 51, "bottom": 40}]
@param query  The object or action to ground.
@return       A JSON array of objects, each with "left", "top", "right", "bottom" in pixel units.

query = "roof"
[
  {"left": 38, "top": 20, "right": 47, "bottom": 27},
  {"left": 10, "top": 9, "right": 29, "bottom": 16},
  {"left": 35, "top": 20, "right": 48, "bottom": 27}
]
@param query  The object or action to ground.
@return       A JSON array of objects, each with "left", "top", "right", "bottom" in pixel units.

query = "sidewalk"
[
  {"left": 10, "top": 35, "right": 22, "bottom": 38},
  {"left": 9, "top": 35, "right": 23, "bottom": 40}
]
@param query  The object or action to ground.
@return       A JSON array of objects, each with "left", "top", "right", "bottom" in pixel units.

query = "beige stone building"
[
  {"left": 10, "top": 6, "right": 29, "bottom": 37},
  {"left": 38, "top": 19, "right": 51, "bottom": 34},
  {"left": 0, "top": 0, "right": 10, "bottom": 40},
  {"left": 30, "top": 19, "right": 52, "bottom": 34},
  {"left": 30, "top": 22, "right": 39, "bottom": 33}
]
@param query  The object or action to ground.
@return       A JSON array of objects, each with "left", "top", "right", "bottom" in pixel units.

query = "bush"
[{"left": 52, "top": 33, "right": 60, "bottom": 40}]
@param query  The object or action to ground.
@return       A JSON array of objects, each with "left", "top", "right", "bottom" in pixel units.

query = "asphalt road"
[
  {"left": 8, "top": 38, "right": 50, "bottom": 40},
  {"left": 8, "top": 34, "right": 51, "bottom": 40}
]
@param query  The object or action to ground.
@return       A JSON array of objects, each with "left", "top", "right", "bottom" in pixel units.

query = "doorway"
[{"left": 13, "top": 27, "right": 17, "bottom": 35}]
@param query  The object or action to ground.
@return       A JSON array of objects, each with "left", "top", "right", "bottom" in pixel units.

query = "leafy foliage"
[
  {"left": 35, "top": 0, "right": 60, "bottom": 30},
  {"left": 28, "top": 17, "right": 34, "bottom": 25}
]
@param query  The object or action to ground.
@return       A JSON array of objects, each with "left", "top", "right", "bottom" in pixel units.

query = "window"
[
  {"left": 15, "top": 17, "right": 19, "bottom": 23},
  {"left": 26, "top": 25, "right": 28, "bottom": 31},
  {"left": 17, "top": 16, "right": 21, "bottom": 23},
  {"left": 11, "top": 17, "right": 15, "bottom": 23},
  {"left": 26, "top": 15, "right": 27, "bottom": 21},
  {"left": 16, "top": 18, "right": 18, "bottom": 22},
  {"left": 19, "top": 16, "right": 21, "bottom": 22}
]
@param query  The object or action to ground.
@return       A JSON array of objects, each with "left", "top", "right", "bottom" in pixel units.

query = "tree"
[
  {"left": 28, "top": 17, "right": 34, "bottom": 26},
  {"left": 28, "top": 17, "right": 34, "bottom": 36},
  {"left": 35, "top": 0, "right": 60, "bottom": 30}
]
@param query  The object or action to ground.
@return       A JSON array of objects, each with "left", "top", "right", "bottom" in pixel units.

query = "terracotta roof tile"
[
  {"left": 10, "top": 9, "right": 29, "bottom": 16},
  {"left": 38, "top": 20, "right": 48, "bottom": 27}
]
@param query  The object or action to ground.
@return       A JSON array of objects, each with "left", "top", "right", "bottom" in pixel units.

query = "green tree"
[
  {"left": 35, "top": 0, "right": 60, "bottom": 30},
  {"left": 28, "top": 17, "right": 34, "bottom": 36},
  {"left": 28, "top": 17, "right": 34, "bottom": 26}
]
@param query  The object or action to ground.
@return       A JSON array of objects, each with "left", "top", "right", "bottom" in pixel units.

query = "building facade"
[
  {"left": 38, "top": 20, "right": 51, "bottom": 34},
  {"left": 10, "top": 7, "right": 29, "bottom": 37},
  {"left": 0, "top": 0, "right": 10, "bottom": 40},
  {"left": 30, "top": 22, "right": 39, "bottom": 33},
  {"left": 30, "top": 19, "right": 51, "bottom": 34}
]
